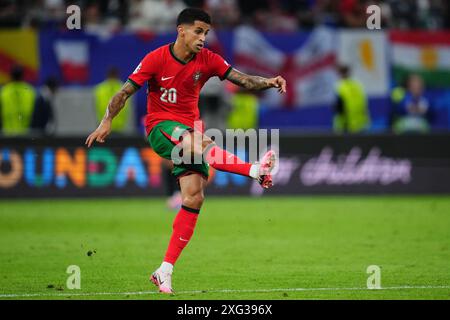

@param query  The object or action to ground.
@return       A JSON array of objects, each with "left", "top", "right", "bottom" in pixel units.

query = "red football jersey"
[{"left": 128, "top": 43, "right": 232, "bottom": 135}]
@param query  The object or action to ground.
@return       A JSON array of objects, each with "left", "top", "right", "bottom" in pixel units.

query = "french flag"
[{"left": 54, "top": 40, "right": 89, "bottom": 83}]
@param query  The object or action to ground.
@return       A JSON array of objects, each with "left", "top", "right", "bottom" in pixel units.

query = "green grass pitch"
[{"left": 0, "top": 196, "right": 449, "bottom": 300}]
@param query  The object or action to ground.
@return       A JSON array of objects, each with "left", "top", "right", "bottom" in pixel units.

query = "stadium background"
[{"left": 0, "top": 0, "right": 449, "bottom": 300}]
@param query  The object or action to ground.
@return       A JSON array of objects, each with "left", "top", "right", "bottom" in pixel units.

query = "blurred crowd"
[
  {"left": 0, "top": 0, "right": 449, "bottom": 137},
  {"left": 0, "top": 63, "right": 441, "bottom": 137},
  {"left": 1, "top": 0, "right": 449, "bottom": 32}
]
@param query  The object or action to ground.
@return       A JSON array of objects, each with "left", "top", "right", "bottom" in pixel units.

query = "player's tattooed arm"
[
  {"left": 85, "top": 81, "right": 138, "bottom": 147},
  {"left": 226, "top": 68, "right": 287, "bottom": 93},
  {"left": 103, "top": 81, "right": 137, "bottom": 121}
]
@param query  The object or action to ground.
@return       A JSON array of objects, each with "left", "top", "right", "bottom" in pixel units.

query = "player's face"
[{"left": 182, "top": 21, "right": 210, "bottom": 53}]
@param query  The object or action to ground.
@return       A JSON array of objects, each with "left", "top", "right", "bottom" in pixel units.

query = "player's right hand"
[{"left": 85, "top": 119, "right": 112, "bottom": 148}]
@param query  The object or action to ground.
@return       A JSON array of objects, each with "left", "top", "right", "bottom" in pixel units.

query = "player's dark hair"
[{"left": 176, "top": 8, "right": 211, "bottom": 26}]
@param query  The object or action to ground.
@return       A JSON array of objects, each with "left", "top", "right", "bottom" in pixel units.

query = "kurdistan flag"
[{"left": 390, "top": 31, "right": 450, "bottom": 88}]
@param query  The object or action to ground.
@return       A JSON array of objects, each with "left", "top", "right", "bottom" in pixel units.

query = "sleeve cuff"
[
  {"left": 127, "top": 78, "right": 141, "bottom": 89},
  {"left": 220, "top": 66, "right": 233, "bottom": 81}
]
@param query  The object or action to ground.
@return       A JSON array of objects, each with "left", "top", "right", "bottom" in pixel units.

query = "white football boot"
[
  {"left": 150, "top": 268, "right": 173, "bottom": 294},
  {"left": 256, "top": 150, "right": 277, "bottom": 189}
]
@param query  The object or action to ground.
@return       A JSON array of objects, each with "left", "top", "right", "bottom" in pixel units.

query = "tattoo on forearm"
[
  {"left": 103, "top": 82, "right": 137, "bottom": 121},
  {"left": 226, "top": 69, "right": 270, "bottom": 90}
]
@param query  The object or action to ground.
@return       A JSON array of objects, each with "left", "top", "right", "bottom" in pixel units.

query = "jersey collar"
[{"left": 169, "top": 43, "right": 196, "bottom": 65}]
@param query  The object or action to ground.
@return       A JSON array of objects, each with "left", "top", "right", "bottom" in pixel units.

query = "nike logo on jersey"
[
  {"left": 161, "top": 76, "right": 175, "bottom": 81},
  {"left": 179, "top": 237, "right": 189, "bottom": 242}
]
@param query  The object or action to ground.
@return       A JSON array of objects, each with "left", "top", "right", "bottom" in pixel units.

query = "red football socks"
[
  {"left": 163, "top": 206, "right": 199, "bottom": 265},
  {"left": 204, "top": 145, "right": 252, "bottom": 177}
]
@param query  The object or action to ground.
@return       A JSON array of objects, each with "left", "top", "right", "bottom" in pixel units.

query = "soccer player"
[{"left": 85, "top": 8, "right": 287, "bottom": 294}]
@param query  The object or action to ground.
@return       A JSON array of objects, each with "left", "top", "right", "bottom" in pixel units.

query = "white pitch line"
[{"left": 1, "top": 285, "right": 449, "bottom": 298}]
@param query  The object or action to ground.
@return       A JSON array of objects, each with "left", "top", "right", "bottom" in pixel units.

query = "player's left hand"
[{"left": 267, "top": 76, "right": 287, "bottom": 94}]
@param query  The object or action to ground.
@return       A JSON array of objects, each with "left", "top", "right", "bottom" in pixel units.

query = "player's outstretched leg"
[
  {"left": 180, "top": 132, "right": 277, "bottom": 188},
  {"left": 204, "top": 144, "right": 277, "bottom": 189},
  {"left": 151, "top": 174, "right": 205, "bottom": 294}
]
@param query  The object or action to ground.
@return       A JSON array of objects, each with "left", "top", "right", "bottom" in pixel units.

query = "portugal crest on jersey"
[{"left": 193, "top": 71, "right": 202, "bottom": 85}]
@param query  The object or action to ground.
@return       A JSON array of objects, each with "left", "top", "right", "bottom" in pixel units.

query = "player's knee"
[
  {"left": 202, "top": 136, "right": 213, "bottom": 149},
  {"left": 181, "top": 132, "right": 212, "bottom": 157},
  {"left": 182, "top": 192, "right": 204, "bottom": 209}
]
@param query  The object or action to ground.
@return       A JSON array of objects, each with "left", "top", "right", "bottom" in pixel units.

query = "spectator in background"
[
  {"left": 205, "top": 0, "right": 240, "bottom": 29},
  {"left": 444, "top": 0, "right": 450, "bottom": 29},
  {"left": 337, "top": 0, "right": 367, "bottom": 28},
  {"left": 31, "top": 76, "right": 59, "bottom": 136},
  {"left": 0, "top": 0, "right": 23, "bottom": 27},
  {"left": 227, "top": 84, "right": 259, "bottom": 130},
  {"left": 241, "top": 0, "right": 298, "bottom": 32},
  {"left": 297, "top": 0, "right": 323, "bottom": 28},
  {"left": 23, "top": 0, "right": 66, "bottom": 29},
  {"left": 0, "top": 65, "right": 36, "bottom": 135},
  {"left": 84, "top": 2, "right": 122, "bottom": 36},
  {"left": 385, "top": 0, "right": 447, "bottom": 29},
  {"left": 236, "top": 0, "right": 268, "bottom": 20},
  {"left": 333, "top": 65, "right": 370, "bottom": 133},
  {"left": 385, "top": 0, "right": 419, "bottom": 28},
  {"left": 391, "top": 74, "right": 433, "bottom": 134},
  {"left": 97, "top": 0, "right": 128, "bottom": 27},
  {"left": 94, "top": 67, "right": 133, "bottom": 133},
  {"left": 128, "top": 0, "right": 186, "bottom": 33}
]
